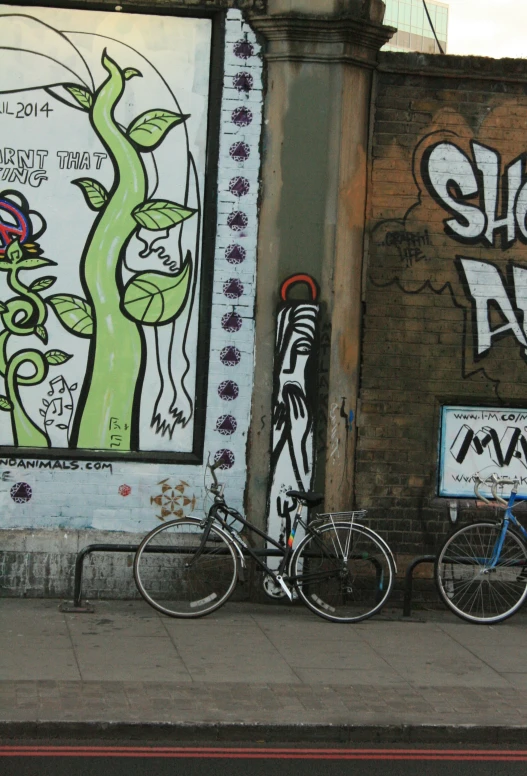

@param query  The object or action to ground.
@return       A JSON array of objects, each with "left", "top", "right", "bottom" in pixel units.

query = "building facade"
[
  {"left": 2, "top": 1, "right": 527, "bottom": 605},
  {"left": 383, "top": 0, "right": 448, "bottom": 53}
]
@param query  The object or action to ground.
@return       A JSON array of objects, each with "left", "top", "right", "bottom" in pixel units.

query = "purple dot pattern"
[
  {"left": 234, "top": 40, "right": 254, "bottom": 60},
  {"left": 216, "top": 414, "right": 238, "bottom": 436},
  {"left": 11, "top": 481, "right": 32, "bottom": 504},
  {"left": 225, "top": 244, "right": 246, "bottom": 265},
  {"left": 221, "top": 311, "right": 242, "bottom": 333},
  {"left": 229, "top": 176, "right": 250, "bottom": 198},
  {"left": 233, "top": 72, "right": 253, "bottom": 93},
  {"left": 214, "top": 449, "right": 235, "bottom": 470},
  {"left": 223, "top": 279, "right": 244, "bottom": 300},
  {"left": 218, "top": 380, "right": 239, "bottom": 401},
  {"left": 230, "top": 142, "right": 250, "bottom": 162},
  {"left": 220, "top": 345, "right": 241, "bottom": 366},
  {"left": 212, "top": 18, "right": 260, "bottom": 477},
  {"left": 231, "top": 107, "right": 253, "bottom": 127},
  {"left": 227, "top": 211, "right": 248, "bottom": 232}
]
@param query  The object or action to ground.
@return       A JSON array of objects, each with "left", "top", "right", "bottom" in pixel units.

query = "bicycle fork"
[{"left": 487, "top": 517, "right": 511, "bottom": 571}]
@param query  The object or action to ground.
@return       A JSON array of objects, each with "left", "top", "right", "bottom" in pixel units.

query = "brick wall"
[{"left": 359, "top": 53, "right": 527, "bottom": 570}]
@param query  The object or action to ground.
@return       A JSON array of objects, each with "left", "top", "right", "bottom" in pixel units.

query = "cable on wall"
[{"left": 422, "top": 0, "right": 445, "bottom": 54}]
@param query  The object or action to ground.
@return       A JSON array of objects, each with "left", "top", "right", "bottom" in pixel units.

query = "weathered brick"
[{"left": 360, "top": 57, "right": 527, "bottom": 576}]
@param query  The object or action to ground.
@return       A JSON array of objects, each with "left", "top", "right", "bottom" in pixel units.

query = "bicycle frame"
[
  {"left": 489, "top": 489, "right": 527, "bottom": 569},
  {"left": 202, "top": 498, "right": 315, "bottom": 598},
  {"left": 188, "top": 460, "right": 395, "bottom": 605},
  {"left": 191, "top": 493, "right": 389, "bottom": 602}
]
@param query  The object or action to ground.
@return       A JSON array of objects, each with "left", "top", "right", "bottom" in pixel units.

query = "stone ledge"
[
  {"left": 379, "top": 51, "right": 527, "bottom": 84},
  {"left": 250, "top": 13, "right": 396, "bottom": 66}
]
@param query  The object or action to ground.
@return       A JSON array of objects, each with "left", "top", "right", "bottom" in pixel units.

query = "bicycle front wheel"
[
  {"left": 291, "top": 521, "right": 395, "bottom": 623},
  {"left": 435, "top": 521, "right": 527, "bottom": 624},
  {"left": 134, "top": 518, "right": 238, "bottom": 618}
]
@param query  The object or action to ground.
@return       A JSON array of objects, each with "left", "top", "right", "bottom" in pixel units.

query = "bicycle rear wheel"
[
  {"left": 435, "top": 521, "right": 527, "bottom": 624},
  {"left": 290, "top": 521, "right": 395, "bottom": 623},
  {"left": 134, "top": 518, "right": 238, "bottom": 618}
]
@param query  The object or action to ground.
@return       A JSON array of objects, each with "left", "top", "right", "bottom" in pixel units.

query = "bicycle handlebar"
[{"left": 474, "top": 473, "right": 519, "bottom": 506}]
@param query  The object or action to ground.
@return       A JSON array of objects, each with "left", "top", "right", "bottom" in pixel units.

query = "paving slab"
[{"left": 1, "top": 598, "right": 527, "bottom": 742}]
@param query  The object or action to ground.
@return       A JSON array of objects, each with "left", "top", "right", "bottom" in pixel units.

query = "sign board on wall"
[
  {"left": 0, "top": 6, "right": 212, "bottom": 459},
  {"left": 439, "top": 406, "right": 527, "bottom": 497}
]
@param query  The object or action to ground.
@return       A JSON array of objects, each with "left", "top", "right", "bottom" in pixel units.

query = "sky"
[{"left": 446, "top": 0, "right": 527, "bottom": 58}]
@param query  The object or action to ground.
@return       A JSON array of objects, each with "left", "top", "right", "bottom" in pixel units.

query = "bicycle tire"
[
  {"left": 290, "top": 521, "right": 395, "bottom": 623},
  {"left": 134, "top": 518, "right": 238, "bottom": 618},
  {"left": 435, "top": 521, "right": 527, "bottom": 624}
]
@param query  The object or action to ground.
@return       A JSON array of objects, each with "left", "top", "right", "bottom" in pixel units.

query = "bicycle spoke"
[
  {"left": 134, "top": 520, "right": 238, "bottom": 618},
  {"left": 292, "top": 521, "right": 394, "bottom": 623},
  {"left": 436, "top": 522, "right": 527, "bottom": 623}
]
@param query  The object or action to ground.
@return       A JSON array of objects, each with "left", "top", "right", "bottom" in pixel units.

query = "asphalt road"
[{"left": 1, "top": 746, "right": 527, "bottom": 775}]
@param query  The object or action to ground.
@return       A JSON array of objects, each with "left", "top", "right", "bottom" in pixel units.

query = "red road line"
[
  {"left": 0, "top": 749, "right": 526, "bottom": 761},
  {"left": 1, "top": 747, "right": 527, "bottom": 754}
]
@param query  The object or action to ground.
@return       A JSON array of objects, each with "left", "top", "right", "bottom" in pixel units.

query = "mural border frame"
[{"left": 0, "top": 0, "right": 226, "bottom": 465}]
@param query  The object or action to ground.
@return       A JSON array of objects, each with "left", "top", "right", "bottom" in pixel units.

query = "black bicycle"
[{"left": 133, "top": 461, "right": 396, "bottom": 623}]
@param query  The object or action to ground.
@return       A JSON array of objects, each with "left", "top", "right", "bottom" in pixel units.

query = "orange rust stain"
[
  {"left": 338, "top": 330, "right": 359, "bottom": 376},
  {"left": 340, "top": 143, "right": 368, "bottom": 231}
]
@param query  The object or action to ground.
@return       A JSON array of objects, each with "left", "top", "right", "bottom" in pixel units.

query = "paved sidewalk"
[{"left": 1, "top": 598, "right": 527, "bottom": 743}]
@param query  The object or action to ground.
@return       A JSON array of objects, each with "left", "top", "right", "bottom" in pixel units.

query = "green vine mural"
[
  {"left": 0, "top": 237, "right": 70, "bottom": 447},
  {"left": 0, "top": 41, "right": 198, "bottom": 452}
]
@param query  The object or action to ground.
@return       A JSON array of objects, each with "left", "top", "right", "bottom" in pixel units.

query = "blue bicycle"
[{"left": 436, "top": 474, "right": 527, "bottom": 624}]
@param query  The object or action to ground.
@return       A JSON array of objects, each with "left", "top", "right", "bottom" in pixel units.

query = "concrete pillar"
[{"left": 246, "top": 1, "right": 394, "bottom": 522}]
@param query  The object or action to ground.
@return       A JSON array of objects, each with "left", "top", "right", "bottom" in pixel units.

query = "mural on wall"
[
  {"left": 371, "top": 121, "right": 527, "bottom": 398},
  {"left": 0, "top": 7, "right": 212, "bottom": 455},
  {"left": 0, "top": 8, "right": 264, "bottom": 537},
  {"left": 266, "top": 274, "right": 319, "bottom": 567},
  {"left": 440, "top": 406, "right": 527, "bottom": 497}
]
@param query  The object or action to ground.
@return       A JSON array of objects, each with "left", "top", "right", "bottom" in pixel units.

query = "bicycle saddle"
[{"left": 286, "top": 490, "right": 323, "bottom": 507}]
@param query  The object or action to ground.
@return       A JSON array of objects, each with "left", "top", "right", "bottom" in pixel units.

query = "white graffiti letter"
[
  {"left": 473, "top": 143, "right": 522, "bottom": 246},
  {"left": 425, "top": 143, "right": 486, "bottom": 240},
  {"left": 460, "top": 258, "right": 527, "bottom": 354}
]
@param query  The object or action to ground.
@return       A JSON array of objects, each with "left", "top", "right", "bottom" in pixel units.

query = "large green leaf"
[
  {"left": 48, "top": 294, "right": 93, "bottom": 337},
  {"left": 127, "top": 110, "right": 189, "bottom": 150},
  {"left": 30, "top": 276, "right": 56, "bottom": 292},
  {"left": 122, "top": 258, "right": 192, "bottom": 325},
  {"left": 64, "top": 84, "right": 93, "bottom": 111},
  {"left": 72, "top": 178, "right": 108, "bottom": 211},
  {"left": 132, "top": 200, "right": 196, "bottom": 231},
  {"left": 45, "top": 350, "right": 72, "bottom": 366}
]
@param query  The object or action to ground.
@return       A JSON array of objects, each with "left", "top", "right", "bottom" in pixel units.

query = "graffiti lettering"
[
  {"left": 451, "top": 423, "right": 527, "bottom": 468},
  {"left": 440, "top": 406, "right": 527, "bottom": 497},
  {"left": 56, "top": 150, "right": 107, "bottom": 170},
  {"left": 0, "top": 458, "right": 112, "bottom": 473},
  {"left": 0, "top": 101, "right": 53, "bottom": 118},
  {"left": 376, "top": 230, "right": 431, "bottom": 267},
  {"left": 316, "top": 321, "right": 331, "bottom": 455},
  {"left": 423, "top": 140, "right": 527, "bottom": 248},
  {"left": 459, "top": 258, "right": 527, "bottom": 356}
]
